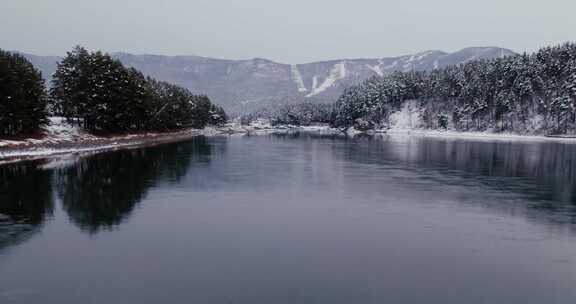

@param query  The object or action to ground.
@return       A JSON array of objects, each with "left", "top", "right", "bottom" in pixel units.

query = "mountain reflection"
[
  {"left": 56, "top": 137, "right": 213, "bottom": 234},
  {"left": 0, "top": 161, "right": 54, "bottom": 253}
]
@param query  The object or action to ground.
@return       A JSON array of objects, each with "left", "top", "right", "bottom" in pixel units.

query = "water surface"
[{"left": 1, "top": 133, "right": 576, "bottom": 304}]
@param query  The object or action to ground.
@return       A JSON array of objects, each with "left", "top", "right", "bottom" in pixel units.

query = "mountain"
[
  {"left": 19, "top": 47, "right": 515, "bottom": 113},
  {"left": 18, "top": 53, "right": 61, "bottom": 83}
]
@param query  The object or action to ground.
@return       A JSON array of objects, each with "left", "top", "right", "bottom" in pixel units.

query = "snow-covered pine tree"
[{"left": 328, "top": 42, "right": 576, "bottom": 135}]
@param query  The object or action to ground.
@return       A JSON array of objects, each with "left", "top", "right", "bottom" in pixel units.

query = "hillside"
[{"left": 20, "top": 47, "right": 515, "bottom": 112}]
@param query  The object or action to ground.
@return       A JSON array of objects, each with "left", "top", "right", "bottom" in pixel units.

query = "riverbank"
[
  {"left": 381, "top": 128, "right": 576, "bottom": 143},
  {"left": 0, "top": 118, "right": 253, "bottom": 164},
  {"left": 4, "top": 118, "right": 576, "bottom": 164},
  {"left": 264, "top": 122, "right": 576, "bottom": 143}
]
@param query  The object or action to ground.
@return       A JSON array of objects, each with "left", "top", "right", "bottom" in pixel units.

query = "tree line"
[
  {"left": 332, "top": 43, "right": 576, "bottom": 134},
  {"left": 0, "top": 46, "right": 226, "bottom": 137},
  {"left": 243, "top": 43, "right": 576, "bottom": 135},
  {"left": 240, "top": 102, "right": 333, "bottom": 126}
]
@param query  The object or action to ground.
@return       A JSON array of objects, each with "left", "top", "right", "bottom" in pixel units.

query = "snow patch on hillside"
[
  {"left": 388, "top": 100, "right": 422, "bottom": 130},
  {"left": 367, "top": 60, "right": 384, "bottom": 76},
  {"left": 416, "top": 51, "right": 434, "bottom": 61},
  {"left": 311, "top": 76, "right": 319, "bottom": 92},
  {"left": 306, "top": 61, "right": 347, "bottom": 97},
  {"left": 291, "top": 65, "right": 307, "bottom": 92}
]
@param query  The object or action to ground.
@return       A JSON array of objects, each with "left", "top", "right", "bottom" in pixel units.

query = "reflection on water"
[
  {"left": 57, "top": 137, "right": 214, "bottom": 233},
  {"left": 0, "top": 162, "right": 54, "bottom": 252},
  {"left": 354, "top": 136, "right": 575, "bottom": 202},
  {"left": 271, "top": 131, "right": 576, "bottom": 220},
  {"left": 0, "top": 136, "right": 214, "bottom": 248},
  {"left": 1, "top": 132, "right": 576, "bottom": 304}
]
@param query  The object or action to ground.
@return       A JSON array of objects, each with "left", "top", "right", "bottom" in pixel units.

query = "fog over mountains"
[{"left": 21, "top": 47, "right": 515, "bottom": 113}]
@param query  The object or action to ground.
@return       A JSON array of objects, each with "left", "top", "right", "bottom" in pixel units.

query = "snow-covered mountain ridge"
[{"left": 20, "top": 47, "right": 515, "bottom": 112}]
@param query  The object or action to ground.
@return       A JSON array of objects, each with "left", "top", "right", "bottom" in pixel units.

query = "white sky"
[{"left": 2, "top": 0, "right": 575, "bottom": 63}]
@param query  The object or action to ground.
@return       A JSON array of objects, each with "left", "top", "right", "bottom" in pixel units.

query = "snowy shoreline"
[
  {"left": 3, "top": 118, "right": 576, "bottom": 164},
  {"left": 0, "top": 118, "right": 254, "bottom": 164},
  {"left": 382, "top": 129, "right": 576, "bottom": 142},
  {"left": 287, "top": 124, "right": 576, "bottom": 143},
  {"left": 0, "top": 129, "right": 211, "bottom": 164}
]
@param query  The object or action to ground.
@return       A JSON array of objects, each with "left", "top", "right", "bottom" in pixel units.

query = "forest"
[
  {"left": 3, "top": 43, "right": 576, "bottom": 137},
  {"left": 0, "top": 47, "right": 226, "bottom": 136},
  {"left": 331, "top": 43, "right": 576, "bottom": 134},
  {"left": 246, "top": 43, "right": 576, "bottom": 135}
]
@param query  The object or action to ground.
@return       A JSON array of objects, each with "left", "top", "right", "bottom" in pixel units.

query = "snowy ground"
[{"left": 0, "top": 117, "right": 92, "bottom": 148}]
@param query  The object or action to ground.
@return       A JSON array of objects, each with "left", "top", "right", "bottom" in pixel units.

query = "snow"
[
  {"left": 298, "top": 124, "right": 335, "bottom": 132},
  {"left": 2, "top": 129, "right": 575, "bottom": 166},
  {"left": 0, "top": 117, "right": 92, "bottom": 148},
  {"left": 290, "top": 65, "right": 307, "bottom": 93},
  {"left": 416, "top": 51, "right": 433, "bottom": 61},
  {"left": 385, "top": 60, "right": 399, "bottom": 69},
  {"left": 381, "top": 102, "right": 576, "bottom": 143},
  {"left": 0, "top": 140, "right": 21, "bottom": 148},
  {"left": 44, "top": 117, "right": 91, "bottom": 140},
  {"left": 0, "top": 143, "right": 121, "bottom": 163},
  {"left": 367, "top": 60, "right": 384, "bottom": 77},
  {"left": 0, "top": 117, "right": 207, "bottom": 162},
  {"left": 3, "top": 113, "right": 575, "bottom": 163},
  {"left": 388, "top": 100, "right": 422, "bottom": 130},
  {"left": 306, "top": 61, "right": 347, "bottom": 97},
  {"left": 385, "top": 129, "right": 576, "bottom": 143},
  {"left": 311, "top": 76, "right": 319, "bottom": 92}
]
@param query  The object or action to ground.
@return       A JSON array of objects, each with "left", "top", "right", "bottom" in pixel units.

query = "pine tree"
[
  {"left": 51, "top": 46, "right": 227, "bottom": 133},
  {"left": 0, "top": 49, "right": 48, "bottom": 136},
  {"left": 328, "top": 42, "right": 576, "bottom": 135}
]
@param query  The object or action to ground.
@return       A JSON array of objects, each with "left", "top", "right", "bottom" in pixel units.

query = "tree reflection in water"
[
  {"left": 0, "top": 136, "right": 215, "bottom": 253},
  {"left": 0, "top": 161, "right": 54, "bottom": 253},
  {"left": 56, "top": 136, "right": 213, "bottom": 234}
]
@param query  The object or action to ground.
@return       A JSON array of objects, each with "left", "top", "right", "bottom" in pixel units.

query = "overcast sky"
[{"left": 2, "top": 0, "right": 575, "bottom": 63}]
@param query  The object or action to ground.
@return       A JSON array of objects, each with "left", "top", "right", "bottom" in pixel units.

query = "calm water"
[{"left": 1, "top": 133, "right": 576, "bottom": 304}]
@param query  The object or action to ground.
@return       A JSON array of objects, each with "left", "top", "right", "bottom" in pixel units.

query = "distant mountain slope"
[
  {"left": 18, "top": 53, "right": 60, "bottom": 82},
  {"left": 19, "top": 47, "right": 515, "bottom": 112}
]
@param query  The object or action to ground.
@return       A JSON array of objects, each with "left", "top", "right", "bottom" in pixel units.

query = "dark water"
[{"left": 1, "top": 133, "right": 576, "bottom": 304}]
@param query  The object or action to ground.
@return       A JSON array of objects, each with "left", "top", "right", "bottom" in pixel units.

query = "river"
[{"left": 1, "top": 132, "right": 575, "bottom": 303}]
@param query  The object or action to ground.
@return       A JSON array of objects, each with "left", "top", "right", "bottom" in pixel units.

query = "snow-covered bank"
[
  {"left": 384, "top": 129, "right": 576, "bottom": 143},
  {"left": 0, "top": 117, "right": 93, "bottom": 148},
  {"left": 0, "top": 119, "right": 343, "bottom": 163},
  {"left": 237, "top": 118, "right": 576, "bottom": 143},
  {"left": 3, "top": 117, "right": 576, "bottom": 164},
  {"left": 0, "top": 118, "right": 250, "bottom": 164}
]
